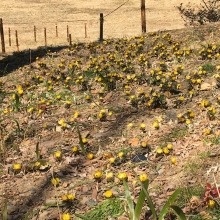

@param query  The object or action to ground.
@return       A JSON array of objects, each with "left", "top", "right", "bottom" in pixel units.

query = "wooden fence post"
[
  {"left": 67, "top": 25, "right": 69, "bottom": 42},
  {"left": 0, "top": 18, "right": 6, "bottom": 53},
  {"left": 141, "top": 0, "right": 146, "bottom": 33},
  {"left": 85, "top": 23, "right": 87, "bottom": 38},
  {"left": 56, "top": 25, "right": 58, "bottom": 37},
  {"left": 15, "top": 30, "right": 19, "bottom": 51},
  {"left": 8, "top": 27, "right": 11, "bottom": 46},
  {"left": 34, "top": 25, "right": 36, "bottom": 42},
  {"left": 99, "top": 13, "right": 104, "bottom": 42},
  {"left": 44, "top": 28, "right": 47, "bottom": 47},
  {"left": 69, "top": 34, "right": 72, "bottom": 46}
]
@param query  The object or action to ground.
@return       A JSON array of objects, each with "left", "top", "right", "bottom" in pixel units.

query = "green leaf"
[
  {"left": 141, "top": 181, "right": 157, "bottom": 220},
  {"left": 170, "top": 205, "right": 186, "bottom": 220},
  {"left": 132, "top": 169, "right": 157, "bottom": 220},
  {"left": 123, "top": 179, "right": 135, "bottom": 220},
  {"left": 2, "top": 200, "right": 7, "bottom": 220},
  {"left": 134, "top": 181, "right": 147, "bottom": 219},
  {"left": 14, "top": 93, "right": 21, "bottom": 112},
  {"left": 158, "top": 188, "right": 181, "bottom": 220},
  {"left": 35, "top": 142, "right": 40, "bottom": 160},
  {"left": 76, "top": 123, "right": 86, "bottom": 155},
  {"left": 9, "top": 117, "right": 21, "bottom": 136},
  {"left": 24, "top": 210, "right": 39, "bottom": 220}
]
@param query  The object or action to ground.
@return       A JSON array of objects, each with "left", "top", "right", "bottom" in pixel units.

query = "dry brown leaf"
[{"left": 128, "top": 138, "right": 139, "bottom": 147}]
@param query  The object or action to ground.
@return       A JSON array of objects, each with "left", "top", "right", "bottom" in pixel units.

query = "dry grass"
[{"left": 0, "top": 0, "right": 203, "bottom": 53}]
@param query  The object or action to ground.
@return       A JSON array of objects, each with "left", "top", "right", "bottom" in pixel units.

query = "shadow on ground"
[{"left": 0, "top": 45, "right": 69, "bottom": 77}]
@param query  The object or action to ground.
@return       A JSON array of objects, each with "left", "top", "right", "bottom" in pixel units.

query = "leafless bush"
[{"left": 177, "top": 0, "right": 220, "bottom": 26}]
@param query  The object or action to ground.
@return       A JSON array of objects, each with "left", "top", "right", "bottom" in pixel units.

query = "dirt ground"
[{"left": 0, "top": 0, "right": 202, "bottom": 53}]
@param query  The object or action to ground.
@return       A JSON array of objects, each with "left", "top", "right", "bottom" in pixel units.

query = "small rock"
[
  {"left": 86, "top": 199, "right": 97, "bottom": 207},
  {"left": 131, "top": 154, "right": 148, "bottom": 163}
]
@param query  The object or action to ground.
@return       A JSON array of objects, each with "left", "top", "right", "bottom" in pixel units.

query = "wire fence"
[
  {"left": 0, "top": 0, "right": 187, "bottom": 54},
  {"left": 0, "top": 0, "right": 143, "bottom": 54}
]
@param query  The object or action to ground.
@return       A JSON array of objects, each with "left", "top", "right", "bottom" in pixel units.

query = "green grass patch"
[
  {"left": 203, "top": 135, "right": 220, "bottom": 145},
  {"left": 201, "top": 62, "right": 215, "bottom": 73},
  {"left": 75, "top": 198, "right": 124, "bottom": 220},
  {"left": 159, "top": 127, "right": 188, "bottom": 143},
  {"left": 176, "top": 185, "right": 204, "bottom": 208}
]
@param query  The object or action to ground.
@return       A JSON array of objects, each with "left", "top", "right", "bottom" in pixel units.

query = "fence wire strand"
[{"left": 104, "top": 0, "right": 130, "bottom": 18}]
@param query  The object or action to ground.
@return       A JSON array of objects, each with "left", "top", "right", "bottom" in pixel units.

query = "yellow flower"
[
  {"left": 98, "top": 113, "right": 104, "bottom": 119},
  {"left": 201, "top": 100, "right": 209, "bottom": 108},
  {"left": 62, "top": 213, "right": 71, "bottom": 220},
  {"left": 186, "top": 119, "right": 191, "bottom": 125},
  {"left": 100, "top": 109, "right": 106, "bottom": 114},
  {"left": 197, "top": 79, "right": 201, "bottom": 84},
  {"left": 171, "top": 157, "right": 177, "bottom": 164},
  {"left": 104, "top": 190, "right": 113, "bottom": 198},
  {"left": 167, "top": 143, "right": 173, "bottom": 150},
  {"left": 139, "top": 174, "right": 148, "bottom": 182},
  {"left": 58, "top": 118, "right": 65, "bottom": 125},
  {"left": 118, "top": 172, "right": 127, "bottom": 181},
  {"left": 109, "top": 157, "right": 116, "bottom": 164},
  {"left": 27, "top": 107, "right": 34, "bottom": 113},
  {"left": 140, "top": 123, "right": 146, "bottom": 130},
  {"left": 13, "top": 163, "right": 21, "bottom": 171},
  {"left": 118, "top": 152, "right": 124, "bottom": 159},
  {"left": 188, "top": 110, "right": 195, "bottom": 118},
  {"left": 208, "top": 199, "right": 215, "bottom": 208},
  {"left": 82, "top": 138, "right": 88, "bottom": 144},
  {"left": 108, "top": 111, "right": 113, "bottom": 116},
  {"left": 56, "top": 95, "right": 61, "bottom": 100},
  {"left": 85, "top": 95, "right": 91, "bottom": 100},
  {"left": 74, "top": 111, "right": 79, "bottom": 118},
  {"left": 17, "top": 85, "right": 23, "bottom": 95},
  {"left": 65, "top": 100, "right": 71, "bottom": 107},
  {"left": 141, "top": 141, "right": 147, "bottom": 148},
  {"left": 35, "top": 161, "right": 41, "bottom": 168},
  {"left": 156, "top": 148, "right": 163, "bottom": 155},
  {"left": 67, "top": 194, "right": 75, "bottom": 201},
  {"left": 54, "top": 151, "right": 62, "bottom": 159},
  {"left": 163, "top": 147, "right": 170, "bottom": 155},
  {"left": 72, "top": 146, "right": 78, "bottom": 153},
  {"left": 62, "top": 195, "right": 68, "bottom": 202},
  {"left": 127, "top": 123, "right": 133, "bottom": 128},
  {"left": 153, "top": 121, "right": 159, "bottom": 129},
  {"left": 132, "top": 180, "right": 137, "bottom": 185},
  {"left": 87, "top": 153, "right": 94, "bottom": 160},
  {"left": 3, "top": 109, "right": 9, "bottom": 114},
  {"left": 179, "top": 96, "right": 185, "bottom": 101},
  {"left": 94, "top": 170, "right": 103, "bottom": 179},
  {"left": 204, "top": 129, "right": 211, "bottom": 135},
  {"left": 106, "top": 172, "right": 114, "bottom": 181},
  {"left": 51, "top": 177, "right": 60, "bottom": 186}
]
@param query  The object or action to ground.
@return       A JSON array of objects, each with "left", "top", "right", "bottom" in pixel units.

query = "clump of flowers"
[
  {"left": 51, "top": 177, "right": 60, "bottom": 186},
  {"left": 207, "top": 106, "right": 216, "bottom": 120},
  {"left": 98, "top": 109, "right": 107, "bottom": 121},
  {"left": 62, "top": 194, "right": 75, "bottom": 203}
]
